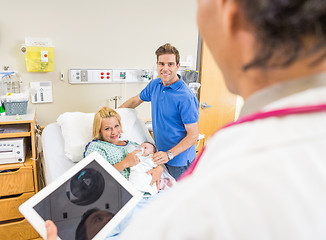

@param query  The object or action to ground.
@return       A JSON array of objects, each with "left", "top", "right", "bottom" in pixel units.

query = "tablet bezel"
[{"left": 19, "top": 151, "right": 143, "bottom": 240}]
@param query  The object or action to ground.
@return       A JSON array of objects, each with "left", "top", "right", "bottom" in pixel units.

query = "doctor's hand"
[
  {"left": 153, "top": 151, "right": 169, "bottom": 165},
  {"left": 147, "top": 165, "right": 163, "bottom": 191},
  {"left": 45, "top": 220, "right": 58, "bottom": 240}
]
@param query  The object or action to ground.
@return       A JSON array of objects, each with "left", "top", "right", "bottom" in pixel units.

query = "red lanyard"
[{"left": 179, "top": 103, "right": 326, "bottom": 181}]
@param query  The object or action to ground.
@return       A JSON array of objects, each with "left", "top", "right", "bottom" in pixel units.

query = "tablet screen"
[{"left": 32, "top": 159, "right": 134, "bottom": 240}]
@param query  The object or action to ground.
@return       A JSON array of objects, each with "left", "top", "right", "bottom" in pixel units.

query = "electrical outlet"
[{"left": 81, "top": 70, "right": 87, "bottom": 82}]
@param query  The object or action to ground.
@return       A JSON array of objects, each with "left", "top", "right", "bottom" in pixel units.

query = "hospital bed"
[{"left": 41, "top": 108, "right": 155, "bottom": 184}]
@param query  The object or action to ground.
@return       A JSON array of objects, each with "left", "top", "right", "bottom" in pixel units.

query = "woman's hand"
[
  {"left": 147, "top": 165, "right": 163, "bottom": 191},
  {"left": 125, "top": 150, "right": 141, "bottom": 167},
  {"left": 122, "top": 150, "right": 141, "bottom": 168},
  {"left": 46, "top": 220, "right": 58, "bottom": 240},
  {"left": 113, "top": 150, "right": 140, "bottom": 173}
]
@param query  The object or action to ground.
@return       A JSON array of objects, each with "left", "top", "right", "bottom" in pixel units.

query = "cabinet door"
[
  {"left": 0, "top": 192, "right": 35, "bottom": 221},
  {"left": 0, "top": 166, "right": 34, "bottom": 197},
  {"left": 197, "top": 42, "right": 238, "bottom": 152},
  {"left": 0, "top": 218, "right": 39, "bottom": 240}
]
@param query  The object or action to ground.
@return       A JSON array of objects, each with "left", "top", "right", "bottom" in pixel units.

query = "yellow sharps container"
[{"left": 25, "top": 46, "right": 54, "bottom": 72}]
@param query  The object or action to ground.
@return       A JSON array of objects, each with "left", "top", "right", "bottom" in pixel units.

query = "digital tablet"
[{"left": 19, "top": 152, "right": 143, "bottom": 240}]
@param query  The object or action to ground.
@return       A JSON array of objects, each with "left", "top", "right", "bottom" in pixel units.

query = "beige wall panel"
[{"left": 0, "top": 0, "right": 198, "bottom": 126}]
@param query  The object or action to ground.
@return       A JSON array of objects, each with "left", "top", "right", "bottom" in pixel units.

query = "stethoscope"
[{"left": 179, "top": 103, "right": 326, "bottom": 180}]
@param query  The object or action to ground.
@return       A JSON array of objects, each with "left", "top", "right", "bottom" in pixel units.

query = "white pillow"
[{"left": 57, "top": 108, "right": 153, "bottom": 162}]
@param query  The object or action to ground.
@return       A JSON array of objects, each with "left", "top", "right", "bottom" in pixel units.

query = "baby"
[{"left": 128, "top": 142, "right": 159, "bottom": 195}]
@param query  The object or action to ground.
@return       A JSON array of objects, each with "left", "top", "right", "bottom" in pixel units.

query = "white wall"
[{"left": 0, "top": 0, "right": 198, "bottom": 126}]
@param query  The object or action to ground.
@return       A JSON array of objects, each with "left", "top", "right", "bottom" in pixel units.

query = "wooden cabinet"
[{"left": 0, "top": 109, "right": 40, "bottom": 240}]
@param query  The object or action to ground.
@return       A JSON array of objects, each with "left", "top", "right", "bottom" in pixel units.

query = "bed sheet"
[
  {"left": 42, "top": 122, "right": 75, "bottom": 185},
  {"left": 42, "top": 122, "right": 75, "bottom": 184}
]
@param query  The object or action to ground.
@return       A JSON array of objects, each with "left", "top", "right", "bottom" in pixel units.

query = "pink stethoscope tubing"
[{"left": 179, "top": 103, "right": 326, "bottom": 180}]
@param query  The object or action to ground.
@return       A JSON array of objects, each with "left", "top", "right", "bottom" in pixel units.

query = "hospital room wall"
[{"left": 0, "top": 0, "right": 198, "bottom": 126}]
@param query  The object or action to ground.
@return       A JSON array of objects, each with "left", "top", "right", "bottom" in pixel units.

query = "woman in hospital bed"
[
  {"left": 81, "top": 106, "right": 174, "bottom": 238},
  {"left": 46, "top": 107, "right": 173, "bottom": 239}
]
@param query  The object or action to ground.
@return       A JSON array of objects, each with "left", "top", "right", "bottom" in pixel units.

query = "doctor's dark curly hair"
[{"left": 238, "top": 0, "right": 326, "bottom": 70}]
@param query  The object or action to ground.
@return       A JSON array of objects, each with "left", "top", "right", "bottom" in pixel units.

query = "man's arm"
[
  {"left": 153, "top": 122, "right": 199, "bottom": 165},
  {"left": 119, "top": 94, "right": 143, "bottom": 108}
]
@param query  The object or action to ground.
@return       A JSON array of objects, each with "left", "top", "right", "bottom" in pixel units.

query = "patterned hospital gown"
[{"left": 83, "top": 139, "right": 138, "bottom": 179}]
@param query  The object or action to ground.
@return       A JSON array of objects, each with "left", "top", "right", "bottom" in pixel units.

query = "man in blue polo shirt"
[{"left": 119, "top": 43, "right": 199, "bottom": 180}]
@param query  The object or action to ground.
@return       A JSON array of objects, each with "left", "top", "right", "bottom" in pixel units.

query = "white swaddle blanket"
[
  {"left": 127, "top": 144, "right": 176, "bottom": 196},
  {"left": 129, "top": 151, "right": 158, "bottom": 195}
]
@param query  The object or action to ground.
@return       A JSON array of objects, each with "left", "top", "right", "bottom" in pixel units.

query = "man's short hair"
[{"left": 155, "top": 43, "right": 180, "bottom": 65}]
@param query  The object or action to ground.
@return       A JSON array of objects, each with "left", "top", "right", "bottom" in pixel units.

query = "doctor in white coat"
[{"left": 47, "top": 0, "right": 326, "bottom": 239}]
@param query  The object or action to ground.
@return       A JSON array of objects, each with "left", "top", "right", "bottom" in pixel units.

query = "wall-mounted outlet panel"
[
  {"left": 69, "top": 69, "right": 113, "bottom": 84},
  {"left": 69, "top": 69, "right": 153, "bottom": 84}
]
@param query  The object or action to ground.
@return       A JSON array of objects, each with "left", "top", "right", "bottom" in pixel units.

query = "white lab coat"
[{"left": 120, "top": 83, "right": 326, "bottom": 240}]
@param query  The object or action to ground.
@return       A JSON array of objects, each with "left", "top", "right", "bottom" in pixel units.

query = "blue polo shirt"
[{"left": 139, "top": 76, "right": 199, "bottom": 166}]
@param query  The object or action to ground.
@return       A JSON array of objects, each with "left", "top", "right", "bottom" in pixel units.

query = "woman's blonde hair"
[{"left": 93, "top": 107, "right": 122, "bottom": 140}]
